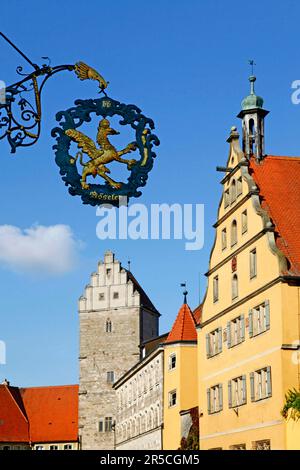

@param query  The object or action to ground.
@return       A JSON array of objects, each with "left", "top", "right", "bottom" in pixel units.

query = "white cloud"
[{"left": 0, "top": 224, "right": 81, "bottom": 274}]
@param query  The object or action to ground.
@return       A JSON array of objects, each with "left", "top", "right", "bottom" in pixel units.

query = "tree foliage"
[{"left": 281, "top": 388, "right": 300, "bottom": 421}]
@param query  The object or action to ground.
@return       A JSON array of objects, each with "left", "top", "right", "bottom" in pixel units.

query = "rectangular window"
[
  {"left": 106, "top": 268, "right": 111, "bottom": 276},
  {"left": 207, "top": 384, "right": 223, "bottom": 414},
  {"left": 49, "top": 445, "right": 59, "bottom": 450},
  {"left": 249, "top": 301, "right": 270, "bottom": 337},
  {"left": 224, "top": 189, "right": 230, "bottom": 209},
  {"left": 105, "top": 417, "right": 113, "bottom": 432},
  {"left": 99, "top": 420, "right": 104, "bottom": 432},
  {"left": 250, "top": 248, "right": 257, "bottom": 279},
  {"left": 237, "top": 177, "right": 243, "bottom": 197},
  {"left": 107, "top": 371, "right": 115, "bottom": 383},
  {"left": 113, "top": 292, "right": 119, "bottom": 299},
  {"left": 228, "top": 375, "right": 247, "bottom": 408},
  {"left": 230, "top": 443, "right": 246, "bottom": 450},
  {"left": 221, "top": 228, "right": 227, "bottom": 250},
  {"left": 206, "top": 328, "right": 222, "bottom": 357},
  {"left": 213, "top": 276, "right": 219, "bottom": 303},
  {"left": 242, "top": 210, "right": 248, "bottom": 234},
  {"left": 99, "top": 293, "right": 105, "bottom": 301},
  {"left": 168, "top": 353, "right": 176, "bottom": 370},
  {"left": 227, "top": 315, "right": 245, "bottom": 348},
  {"left": 250, "top": 367, "right": 272, "bottom": 402},
  {"left": 169, "top": 390, "right": 177, "bottom": 407},
  {"left": 252, "top": 439, "right": 271, "bottom": 450},
  {"left": 64, "top": 445, "right": 72, "bottom": 450}
]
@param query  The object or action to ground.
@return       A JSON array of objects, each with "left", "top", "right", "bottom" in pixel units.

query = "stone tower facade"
[{"left": 78, "top": 251, "right": 159, "bottom": 450}]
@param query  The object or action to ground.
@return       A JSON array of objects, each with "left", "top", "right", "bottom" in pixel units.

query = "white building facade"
[{"left": 114, "top": 347, "right": 164, "bottom": 450}]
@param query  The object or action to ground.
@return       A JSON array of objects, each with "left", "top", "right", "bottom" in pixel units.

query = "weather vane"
[
  {"left": 0, "top": 32, "right": 160, "bottom": 207},
  {"left": 248, "top": 59, "right": 256, "bottom": 75},
  {"left": 180, "top": 282, "right": 188, "bottom": 304}
]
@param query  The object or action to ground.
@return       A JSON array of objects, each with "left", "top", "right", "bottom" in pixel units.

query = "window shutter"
[
  {"left": 240, "top": 314, "right": 245, "bottom": 341},
  {"left": 242, "top": 375, "right": 247, "bottom": 404},
  {"left": 249, "top": 309, "right": 253, "bottom": 337},
  {"left": 265, "top": 300, "right": 270, "bottom": 331},
  {"left": 206, "top": 334, "right": 210, "bottom": 358},
  {"left": 218, "top": 327, "right": 222, "bottom": 353},
  {"left": 250, "top": 372, "right": 255, "bottom": 402},
  {"left": 228, "top": 380, "right": 232, "bottom": 408},
  {"left": 207, "top": 389, "right": 211, "bottom": 414},
  {"left": 219, "top": 384, "right": 223, "bottom": 411},
  {"left": 227, "top": 321, "right": 231, "bottom": 348},
  {"left": 267, "top": 367, "right": 272, "bottom": 397}
]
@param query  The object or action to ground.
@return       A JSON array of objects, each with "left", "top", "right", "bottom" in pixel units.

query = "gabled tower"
[
  {"left": 237, "top": 75, "right": 269, "bottom": 161},
  {"left": 163, "top": 293, "right": 198, "bottom": 450},
  {"left": 78, "top": 251, "right": 159, "bottom": 450}
]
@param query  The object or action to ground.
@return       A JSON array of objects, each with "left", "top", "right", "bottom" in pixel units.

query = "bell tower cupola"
[{"left": 237, "top": 71, "right": 269, "bottom": 161}]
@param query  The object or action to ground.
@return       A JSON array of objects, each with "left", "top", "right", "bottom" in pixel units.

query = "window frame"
[
  {"left": 250, "top": 248, "right": 257, "bottom": 279},
  {"left": 168, "top": 353, "right": 176, "bottom": 371},
  {"left": 232, "top": 274, "right": 239, "bottom": 300},
  {"left": 168, "top": 389, "right": 177, "bottom": 408},
  {"left": 231, "top": 220, "right": 238, "bottom": 247},
  {"left": 206, "top": 327, "right": 222, "bottom": 358},
  {"left": 105, "top": 416, "right": 113, "bottom": 432},
  {"left": 207, "top": 383, "right": 223, "bottom": 414},
  {"left": 242, "top": 209, "right": 248, "bottom": 234},
  {"left": 107, "top": 371, "right": 115, "bottom": 384},
  {"left": 213, "top": 275, "right": 219, "bottom": 303}
]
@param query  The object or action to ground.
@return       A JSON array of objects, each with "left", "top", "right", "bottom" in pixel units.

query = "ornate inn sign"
[
  {"left": 52, "top": 63, "right": 159, "bottom": 206},
  {"left": 0, "top": 34, "right": 159, "bottom": 207}
]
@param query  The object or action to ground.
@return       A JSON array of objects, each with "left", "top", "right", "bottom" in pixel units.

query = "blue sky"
[{"left": 1, "top": 0, "right": 300, "bottom": 386}]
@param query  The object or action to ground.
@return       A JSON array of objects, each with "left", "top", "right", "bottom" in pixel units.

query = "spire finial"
[
  {"left": 248, "top": 59, "right": 256, "bottom": 76},
  {"left": 248, "top": 60, "right": 256, "bottom": 95},
  {"left": 180, "top": 282, "right": 188, "bottom": 304},
  {"left": 128, "top": 260, "right": 131, "bottom": 272}
]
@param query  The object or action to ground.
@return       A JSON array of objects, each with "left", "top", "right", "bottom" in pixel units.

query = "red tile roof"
[
  {"left": 193, "top": 304, "right": 202, "bottom": 325},
  {"left": 0, "top": 384, "right": 78, "bottom": 444},
  {"left": 0, "top": 385, "right": 29, "bottom": 443},
  {"left": 20, "top": 385, "right": 78, "bottom": 443},
  {"left": 249, "top": 155, "right": 300, "bottom": 275},
  {"left": 165, "top": 303, "right": 197, "bottom": 344}
]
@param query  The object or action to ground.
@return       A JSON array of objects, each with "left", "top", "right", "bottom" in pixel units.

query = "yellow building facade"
[{"left": 197, "top": 78, "right": 300, "bottom": 450}]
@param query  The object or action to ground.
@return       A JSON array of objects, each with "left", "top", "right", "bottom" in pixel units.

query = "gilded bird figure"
[{"left": 74, "top": 61, "right": 108, "bottom": 91}]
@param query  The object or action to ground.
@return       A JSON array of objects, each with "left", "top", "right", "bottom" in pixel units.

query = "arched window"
[
  {"left": 232, "top": 274, "right": 239, "bottom": 300},
  {"left": 230, "top": 179, "right": 237, "bottom": 204},
  {"left": 249, "top": 118, "right": 255, "bottom": 155},
  {"left": 105, "top": 319, "right": 112, "bottom": 333},
  {"left": 231, "top": 220, "right": 237, "bottom": 247}
]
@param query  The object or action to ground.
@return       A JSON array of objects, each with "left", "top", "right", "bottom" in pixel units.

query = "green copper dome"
[{"left": 241, "top": 76, "right": 264, "bottom": 110}]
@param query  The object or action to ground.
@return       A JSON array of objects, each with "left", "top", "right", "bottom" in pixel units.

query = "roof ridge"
[
  {"left": 265, "top": 155, "right": 300, "bottom": 161},
  {"left": 20, "top": 384, "right": 78, "bottom": 390}
]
